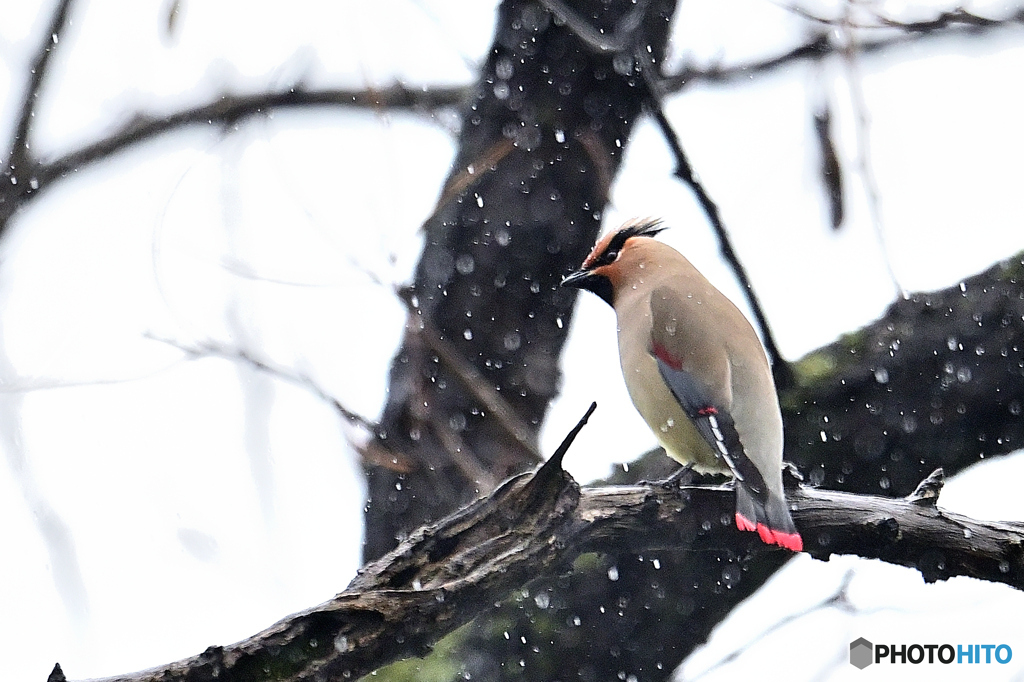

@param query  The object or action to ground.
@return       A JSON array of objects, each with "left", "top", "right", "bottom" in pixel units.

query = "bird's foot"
[{"left": 647, "top": 463, "right": 695, "bottom": 489}]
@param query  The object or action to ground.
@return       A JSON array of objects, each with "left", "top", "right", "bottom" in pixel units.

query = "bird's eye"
[{"left": 605, "top": 250, "right": 619, "bottom": 262}]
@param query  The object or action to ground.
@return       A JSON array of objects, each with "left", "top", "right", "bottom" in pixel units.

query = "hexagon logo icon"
[{"left": 850, "top": 638, "right": 874, "bottom": 669}]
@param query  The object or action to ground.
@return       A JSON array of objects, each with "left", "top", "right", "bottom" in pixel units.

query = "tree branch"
[
  {"left": 0, "top": 83, "right": 466, "bottom": 230},
  {"left": 660, "top": 7, "right": 1024, "bottom": 95},
  {"left": 4, "top": 0, "right": 77, "bottom": 178},
  {"left": 60, "top": 460, "right": 1024, "bottom": 682}
]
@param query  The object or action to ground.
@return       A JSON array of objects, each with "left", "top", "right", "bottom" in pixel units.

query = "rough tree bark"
[{"left": 55, "top": 410, "right": 1024, "bottom": 682}]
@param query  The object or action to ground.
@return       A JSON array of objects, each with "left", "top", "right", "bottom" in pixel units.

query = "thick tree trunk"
[{"left": 366, "top": 0, "right": 677, "bottom": 560}]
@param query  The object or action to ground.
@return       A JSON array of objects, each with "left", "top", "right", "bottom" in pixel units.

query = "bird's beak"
[{"left": 560, "top": 268, "right": 593, "bottom": 289}]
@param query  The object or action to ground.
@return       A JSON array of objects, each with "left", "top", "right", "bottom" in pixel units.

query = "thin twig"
[
  {"left": 839, "top": 0, "right": 905, "bottom": 299},
  {"left": 398, "top": 288, "right": 543, "bottom": 463},
  {"left": 680, "top": 570, "right": 868, "bottom": 681},
  {"left": 782, "top": 3, "right": 1022, "bottom": 31},
  {"left": 148, "top": 334, "right": 376, "bottom": 431},
  {"left": 661, "top": 8, "right": 1024, "bottom": 94},
  {"left": 640, "top": 66, "right": 794, "bottom": 388},
  {"left": 149, "top": 334, "right": 418, "bottom": 473},
  {"left": 5, "top": 0, "right": 77, "bottom": 178}
]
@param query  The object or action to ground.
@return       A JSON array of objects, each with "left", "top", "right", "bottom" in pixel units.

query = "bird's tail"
[{"left": 735, "top": 486, "right": 802, "bottom": 551}]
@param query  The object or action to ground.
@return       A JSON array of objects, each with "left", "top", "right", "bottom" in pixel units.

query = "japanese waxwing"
[{"left": 561, "top": 219, "right": 802, "bottom": 551}]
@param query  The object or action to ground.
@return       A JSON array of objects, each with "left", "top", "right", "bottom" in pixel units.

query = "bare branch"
[
  {"left": 0, "top": 83, "right": 466, "bottom": 230},
  {"left": 60, "top": 461, "right": 1024, "bottom": 682},
  {"left": 836, "top": 1, "right": 904, "bottom": 298},
  {"left": 147, "top": 335, "right": 420, "bottom": 473},
  {"left": 5, "top": 0, "right": 76, "bottom": 177},
  {"left": 641, "top": 74, "right": 793, "bottom": 388},
  {"left": 661, "top": 9, "right": 1024, "bottom": 94},
  {"left": 150, "top": 334, "right": 376, "bottom": 430},
  {"left": 783, "top": 4, "right": 1024, "bottom": 31},
  {"left": 680, "top": 571, "right": 859, "bottom": 681}
]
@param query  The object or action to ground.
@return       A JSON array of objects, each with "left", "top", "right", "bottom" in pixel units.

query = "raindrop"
[
  {"left": 664, "top": 320, "right": 677, "bottom": 335},
  {"left": 449, "top": 413, "right": 467, "bottom": 431},
  {"left": 412, "top": 580, "right": 422, "bottom": 591},
  {"left": 956, "top": 367, "right": 972, "bottom": 383},
  {"left": 612, "top": 53, "right": 635, "bottom": 75},
  {"left": 503, "top": 332, "right": 521, "bottom": 351},
  {"left": 874, "top": 368, "right": 889, "bottom": 384},
  {"left": 721, "top": 564, "right": 741, "bottom": 588},
  {"left": 496, "top": 228, "right": 511, "bottom": 246},
  {"left": 962, "top": 528, "right": 972, "bottom": 539},
  {"left": 29, "top": 177, "right": 38, "bottom": 189},
  {"left": 999, "top": 560, "right": 1010, "bottom": 573},
  {"left": 652, "top": 559, "right": 661, "bottom": 569},
  {"left": 879, "top": 477, "right": 890, "bottom": 490},
  {"left": 554, "top": 129, "right": 566, "bottom": 143},
  {"left": 52, "top": 33, "right": 59, "bottom": 44},
  {"left": 621, "top": 462, "right": 629, "bottom": 473},
  {"left": 607, "top": 566, "right": 619, "bottom": 581},
  {"left": 572, "top": 615, "right": 581, "bottom": 626},
  {"left": 495, "top": 57, "right": 514, "bottom": 79},
  {"left": 463, "top": 329, "right": 473, "bottom": 340},
  {"left": 534, "top": 593, "right": 550, "bottom": 609},
  {"left": 819, "top": 430, "right": 827, "bottom": 442},
  {"left": 1009, "top": 400, "right": 1021, "bottom": 416},
  {"left": 475, "top": 194, "right": 484, "bottom": 208},
  {"left": 456, "top": 254, "right": 475, "bottom": 275},
  {"left": 701, "top": 520, "right": 712, "bottom": 532},
  {"left": 334, "top": 635, "right": 350, "bottom": 652},
  {"left": 493, "top": 82, "right": 510, "bottom": 99}
]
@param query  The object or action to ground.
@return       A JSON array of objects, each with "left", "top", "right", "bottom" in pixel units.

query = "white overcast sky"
[{"left": 1, "top": 1, "right": 1023, "bottom": 680}]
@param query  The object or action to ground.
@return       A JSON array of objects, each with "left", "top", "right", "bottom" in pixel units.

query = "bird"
[{"left": 561, "top": 219, "right": 802, "bottom": 551}]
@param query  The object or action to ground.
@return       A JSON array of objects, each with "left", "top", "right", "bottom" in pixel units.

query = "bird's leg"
[{"left": 650, "top": 463, "right": 695, "bottom": 489}]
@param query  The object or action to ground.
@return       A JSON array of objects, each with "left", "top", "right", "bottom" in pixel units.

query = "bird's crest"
[{"left": 581, "top": 219, "right": 667, "bottom": 270}]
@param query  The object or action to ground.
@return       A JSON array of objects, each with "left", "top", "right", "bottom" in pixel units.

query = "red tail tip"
[
  {"left": 735, "top": 513, "right": 803, "bottom": 552},
  {"left": 735, "top": 512, "right": 756, "bottom": 532}
]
